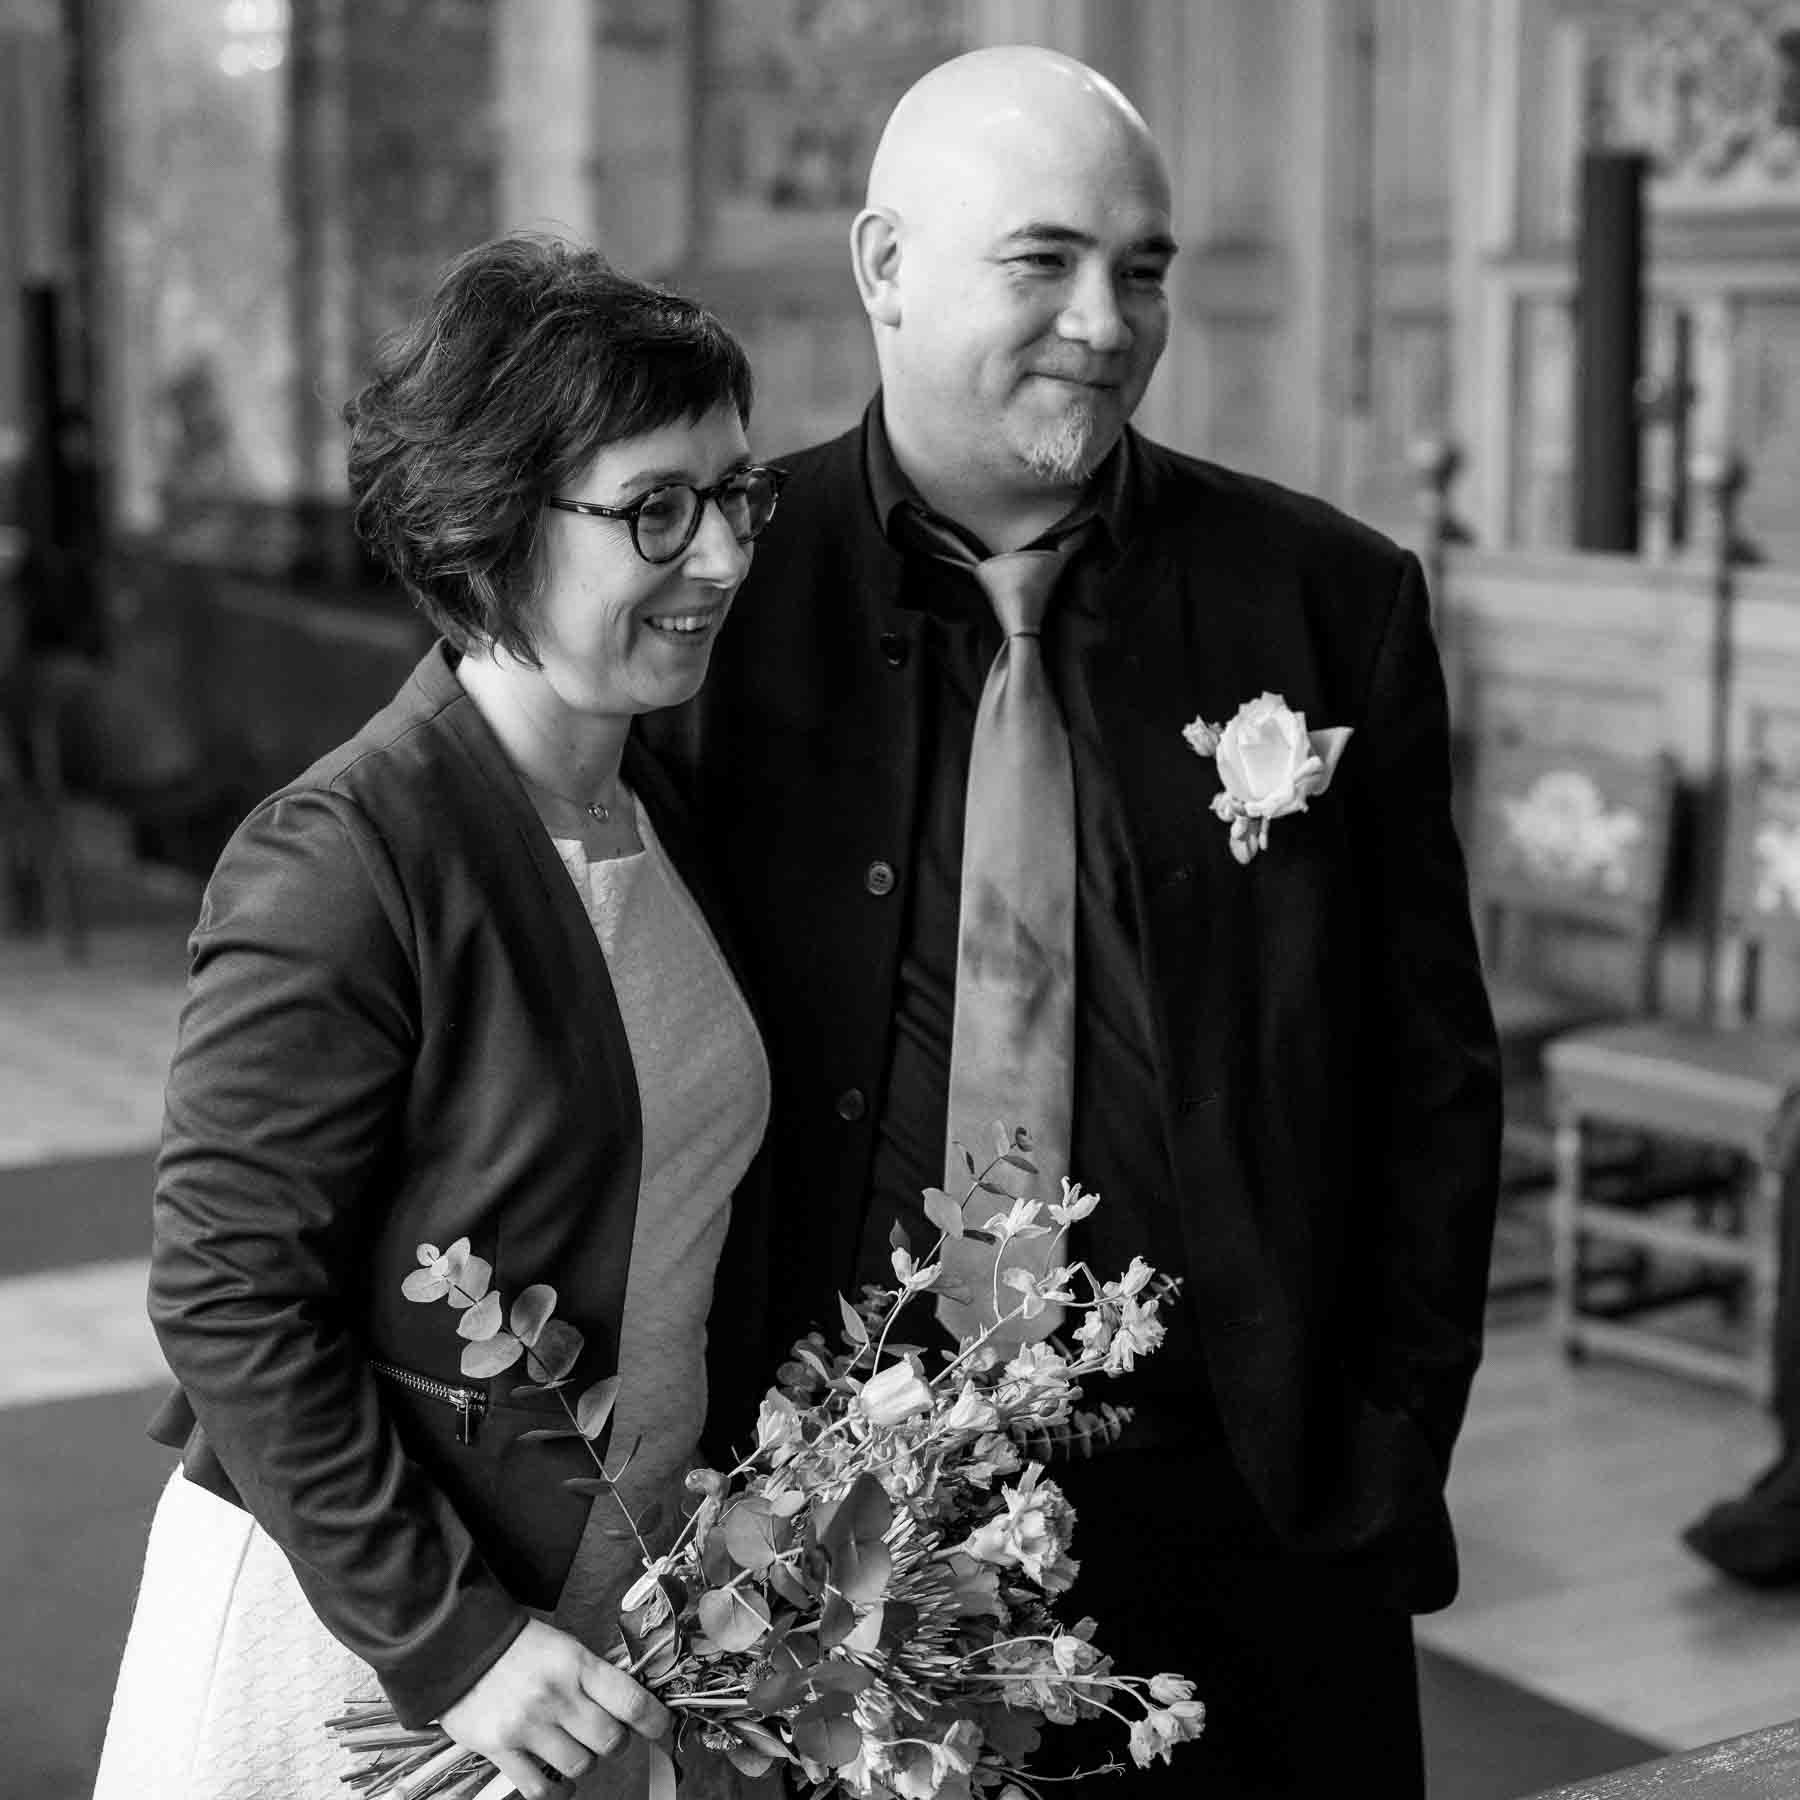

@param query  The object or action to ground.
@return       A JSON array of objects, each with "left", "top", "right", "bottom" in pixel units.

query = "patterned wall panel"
[
  {"left": 95, "top": 0, "right": 298, "bottom": 537},
  {"left": 679, "top": 0, "right": 971, "bottom": 455}
]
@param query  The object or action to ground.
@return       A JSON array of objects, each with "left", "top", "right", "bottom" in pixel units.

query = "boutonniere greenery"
[{"left": 1182, "top": 692, "right": 1353, "bottom": 865}]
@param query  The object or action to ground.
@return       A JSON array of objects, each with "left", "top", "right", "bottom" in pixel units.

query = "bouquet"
[{"left": 328, "top": 1126, "right": 1205, "bottom": 1798}]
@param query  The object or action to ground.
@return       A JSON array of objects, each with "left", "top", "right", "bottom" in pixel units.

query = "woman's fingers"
[
  {"left": 534, "top": 1721, "right": 603, "bottom": 1779},
  {"left": 577, "top": 1655, "right": 672, "bottom": 1744},
  {"left": 485, "top": 1746, "right": 572, "bottom": 1800}
]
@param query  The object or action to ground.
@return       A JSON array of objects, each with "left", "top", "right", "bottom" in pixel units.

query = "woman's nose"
[{"left": 682, "top": 496, "right": 753, "bottom": 585}]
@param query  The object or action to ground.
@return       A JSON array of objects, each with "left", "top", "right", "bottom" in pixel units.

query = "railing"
[{"left": 1524, "top": 1718, "right": 1800, "bottom": 1797}]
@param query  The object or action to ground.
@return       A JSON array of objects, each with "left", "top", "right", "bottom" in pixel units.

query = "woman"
[{"left": 94, "top": 235, "right": 784, "bottom": 1800}]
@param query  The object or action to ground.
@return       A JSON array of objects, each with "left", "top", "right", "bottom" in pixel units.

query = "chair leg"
[
  {"left": 1748, "top": 1161, "right": 1780, "bottom": 1408},
  {"left": 26, "top": 698, "right": 85, "bottom": 962},
  {"left": 1551, "top": 1112, "right": 1583, "bottom": 1361}
]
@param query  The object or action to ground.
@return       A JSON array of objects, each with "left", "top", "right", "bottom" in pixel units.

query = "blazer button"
[
  {"left": 879, "top": 632, "right": 909, "bottom": 668},
  {"left": 836, "top": 1087, "right": 867, "bottom": 1122},
  {"left": 865, "top": 859, "right": 897, "bottom": 897}
]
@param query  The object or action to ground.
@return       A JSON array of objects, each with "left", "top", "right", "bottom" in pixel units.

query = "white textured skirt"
[
  {"left": 93, "top": 1469, "right": 373, "bottom": 1800},
  {"left": 93, "top": 1470, "right": 770, "bottom": 1800}
]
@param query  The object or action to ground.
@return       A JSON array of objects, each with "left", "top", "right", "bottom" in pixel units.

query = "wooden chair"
[
  {"left": 1464, "top": 729, "right": 1682, "bottom": 1301},
  {"left": 1545, "top": 760, "right": 1800, "bottom": 1398}
]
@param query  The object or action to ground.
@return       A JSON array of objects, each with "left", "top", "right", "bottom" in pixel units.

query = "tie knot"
[{"left": 974, "top": 544, "right": 1074, "bottom": 637}]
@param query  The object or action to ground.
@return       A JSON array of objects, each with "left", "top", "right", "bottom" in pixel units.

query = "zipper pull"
[{"left": 454, "top": 1391, "right": 482, "bottom": 1446}]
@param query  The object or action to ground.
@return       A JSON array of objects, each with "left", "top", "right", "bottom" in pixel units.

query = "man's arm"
[{"left": 1351, "top": 551, "right": 1503, "bottom": 1473}]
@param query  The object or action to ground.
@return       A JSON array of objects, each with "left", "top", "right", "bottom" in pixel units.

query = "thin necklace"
[{"left": 523, "top": 771, "right": 621, "bottom": 825}]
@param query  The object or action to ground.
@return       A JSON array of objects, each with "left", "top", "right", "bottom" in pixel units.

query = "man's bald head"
[
  {"left": 865, "top": 45, "right": 1164, "bottom": 221},
  {"left": 850, "top": 47, "right": 1175, "bottom": 541}
]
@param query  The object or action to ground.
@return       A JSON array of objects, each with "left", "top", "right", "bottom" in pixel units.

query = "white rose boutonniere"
[{"left": 1182, "top": 692, "right": 1353, "bottom": 865}]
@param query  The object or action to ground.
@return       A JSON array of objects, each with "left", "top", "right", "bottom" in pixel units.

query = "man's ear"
[{"left": 850, "top": 207, "right": 903, "bottom": 327}]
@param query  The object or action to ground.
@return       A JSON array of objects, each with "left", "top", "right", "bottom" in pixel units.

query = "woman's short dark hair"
[{"left": 345, "top": 234, "right": 753, "bottom": 661}]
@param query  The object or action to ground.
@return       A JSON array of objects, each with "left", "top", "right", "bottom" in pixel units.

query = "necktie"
[{"left": 935, "top": 536, "right": 1083, "bottom": 1348}]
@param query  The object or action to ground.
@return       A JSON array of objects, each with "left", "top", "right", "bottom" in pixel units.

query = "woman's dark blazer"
[{"left": 145, "top": 642, "right": 767, "bottom": 1727}]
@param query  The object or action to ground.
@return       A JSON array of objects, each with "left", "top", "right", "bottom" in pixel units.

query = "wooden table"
[{"left": 1525, "top": 1721, "right": 1800, "bottom": 1797}]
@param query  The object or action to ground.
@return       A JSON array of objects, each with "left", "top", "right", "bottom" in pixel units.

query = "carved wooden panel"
[
  {"left": 1511, "top": 293, "right": 1577, "bottom": 547},
  {"left": 1730, "top": 296, "right": 1800, "bottom": 565}
]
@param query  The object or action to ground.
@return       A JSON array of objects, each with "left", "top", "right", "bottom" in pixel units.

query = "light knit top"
[{"left": 550, "top": 790, "right": 771, "bottom": 1649}]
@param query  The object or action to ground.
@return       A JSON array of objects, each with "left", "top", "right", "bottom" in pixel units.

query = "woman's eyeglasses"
[{"left": 546, "top": 465, "right": 789, "bottom": 566}]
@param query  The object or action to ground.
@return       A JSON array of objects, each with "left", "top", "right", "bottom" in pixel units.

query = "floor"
[{"left": 3, "top": 874, "right": 1799, "bottom": 1767}]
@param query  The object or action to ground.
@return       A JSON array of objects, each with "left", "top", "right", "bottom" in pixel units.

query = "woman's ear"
[{"left": 850, "top": 207, "right": 903, "bottom": 328}]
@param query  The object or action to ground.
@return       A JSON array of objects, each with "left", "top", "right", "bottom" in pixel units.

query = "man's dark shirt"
[{"left": 857, "top": 403, "right": 1217, "bottom": 1432}]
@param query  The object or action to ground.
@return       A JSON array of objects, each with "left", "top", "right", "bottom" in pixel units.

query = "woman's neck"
[{"left": 455, "top": 649, "right": 629, "bottom": 806}]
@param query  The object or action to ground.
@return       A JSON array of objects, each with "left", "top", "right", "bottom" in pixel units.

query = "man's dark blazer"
[
  {"left": 647, "top": 418, "right": 1502, "bottom": 1612},
  {"left": 146, "top": 642, "right": 766, "bottom": 1726}
]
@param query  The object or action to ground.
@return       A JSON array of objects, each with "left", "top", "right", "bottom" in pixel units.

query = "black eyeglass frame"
[{"left": 545, "top": 464, "right": 790, "bottom": 566}]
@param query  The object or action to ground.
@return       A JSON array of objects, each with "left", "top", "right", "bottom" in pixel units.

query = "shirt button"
[
  {"left": 865, "top": 859, "right": 897, "bottom": 897},
  {"left": 879, "top": 632, "right": 909, "bottom": 668},
  {"left": 835, "top": 1087, "right": 867, "bottom": 1122}
]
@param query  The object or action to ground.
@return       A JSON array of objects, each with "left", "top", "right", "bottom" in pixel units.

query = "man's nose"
[{"left": 1056, "top": 267, "right": 1132, "bottom": 353}]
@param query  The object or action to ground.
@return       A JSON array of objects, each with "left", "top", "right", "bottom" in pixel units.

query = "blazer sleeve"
[
  {"left": 1351, "top": 553, "right": 1503, "bottom": 1472},
  {"left": 149, "top": 788, "right": 528, "bottom": 1726}
]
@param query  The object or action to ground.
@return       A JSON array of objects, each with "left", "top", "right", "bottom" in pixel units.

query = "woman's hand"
[{"left": 439, "top": 1618, "right": 671, "bottom": 1799}]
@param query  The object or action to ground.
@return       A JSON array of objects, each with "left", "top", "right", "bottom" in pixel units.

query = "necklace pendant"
[{"left": 585, "top": 800, "right": 610, "bottom": 824}]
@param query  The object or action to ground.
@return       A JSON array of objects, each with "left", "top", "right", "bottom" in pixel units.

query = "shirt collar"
[{"left": 863, "top": 394, "right": 1133, "bottom": 562}]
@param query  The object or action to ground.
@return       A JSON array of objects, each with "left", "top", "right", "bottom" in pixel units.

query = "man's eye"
[
  {"left": 1013, "top": 253, "right": 1067, "bottom": 272},
  {"left": 1124, "top": 264, "right": 1170, "bottom": 287}
]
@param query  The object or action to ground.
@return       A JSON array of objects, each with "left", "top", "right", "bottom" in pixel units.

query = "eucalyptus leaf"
[
  {"left": 806, "top": 1661, "right": 875, "bottom": 1696},
  {"left": 767, "top": 1560, "right": 814, "bottom": 1608},
  {"left": 837, "top": 1294, "right": 869, "bottom": 1345},
  {"left": 817, "top": 1587, "right": 857, "bottom": 1651},
  {"left": 400, "top": 1267, "right": 450, "bottom": 1303},
  {"left": 791, "top": 1692, "right": 861, "bottom": 1768},
  {"left": 508, "top": 1283, "right": 558, "bottom": 1347},
  {"left": 447, "top": 1254, "right": 493, "bottom": 1309},
  {"left": 722, "top": 1498, "right": 784, "bottom": 1572},
  {"left": 922, "top": 1187, "right": 965, "bottom": 1240},
  {"left": 577, "top": 1376, "right": 622, "bottom": 1442},
  {"left": 729, "top": 1720, "right": 793, "bottom": 1762},
  {"left": 723, "top": 1742, "right": 778, "bottom": 1779},
  {"left": 829, "top": 1536, "right": 892, "bottom": 1606},
  {"left": 562, "top": 1477, "right": 616, "bottom": 1498},
  {"left": 413, "top": 1243, "right": 440, "bottom": 1267},
  {"left": 696, "top": 1586, "right": 770, "bottom": 1653},
  {"left": 458, "top": 1332, "right": 522, "bottom": 1378},
  {"left": 455, "top": 1292, "right": 503, "bottom": 1342},
  {"left": 999, "top": 1151, "right": 1039, "bottom": 1175},
  {"left": 527, "top": 1318, "right": 582, "bottom": 1386},
  {"left": 516, "top": 1427, "right": 581, "bottom": 1444}
]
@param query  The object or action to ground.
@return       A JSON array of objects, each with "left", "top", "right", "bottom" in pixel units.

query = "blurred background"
[{"left": 4, "top": 1, "right": 1800, "bottom": 1795}]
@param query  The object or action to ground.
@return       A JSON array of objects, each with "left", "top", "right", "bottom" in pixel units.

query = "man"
[{"left": 658, "top": 45, "right": 1501, "bottom": 1800}]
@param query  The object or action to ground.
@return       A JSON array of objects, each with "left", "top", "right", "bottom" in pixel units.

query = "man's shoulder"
[{"left": 1133, "top": 435, "right": 1411, "bottom": 577}]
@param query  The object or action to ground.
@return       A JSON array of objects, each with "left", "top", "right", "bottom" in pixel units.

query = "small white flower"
[
  {"left": 1049, "top": 1177, "right": 1099, "bottom": 1226},
  {"left": 857, "top": 1358, "right": 935, "bottom": 1427}
]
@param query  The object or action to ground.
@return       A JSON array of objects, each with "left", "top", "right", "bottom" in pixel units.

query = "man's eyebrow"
[{"left": 997, "top": 223, "right": 1180, "bottom": 259}]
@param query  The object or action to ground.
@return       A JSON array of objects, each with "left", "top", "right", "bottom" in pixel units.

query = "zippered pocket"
[{"left": 371, "top": 1359, "right": 487, "bottom": 1445}]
